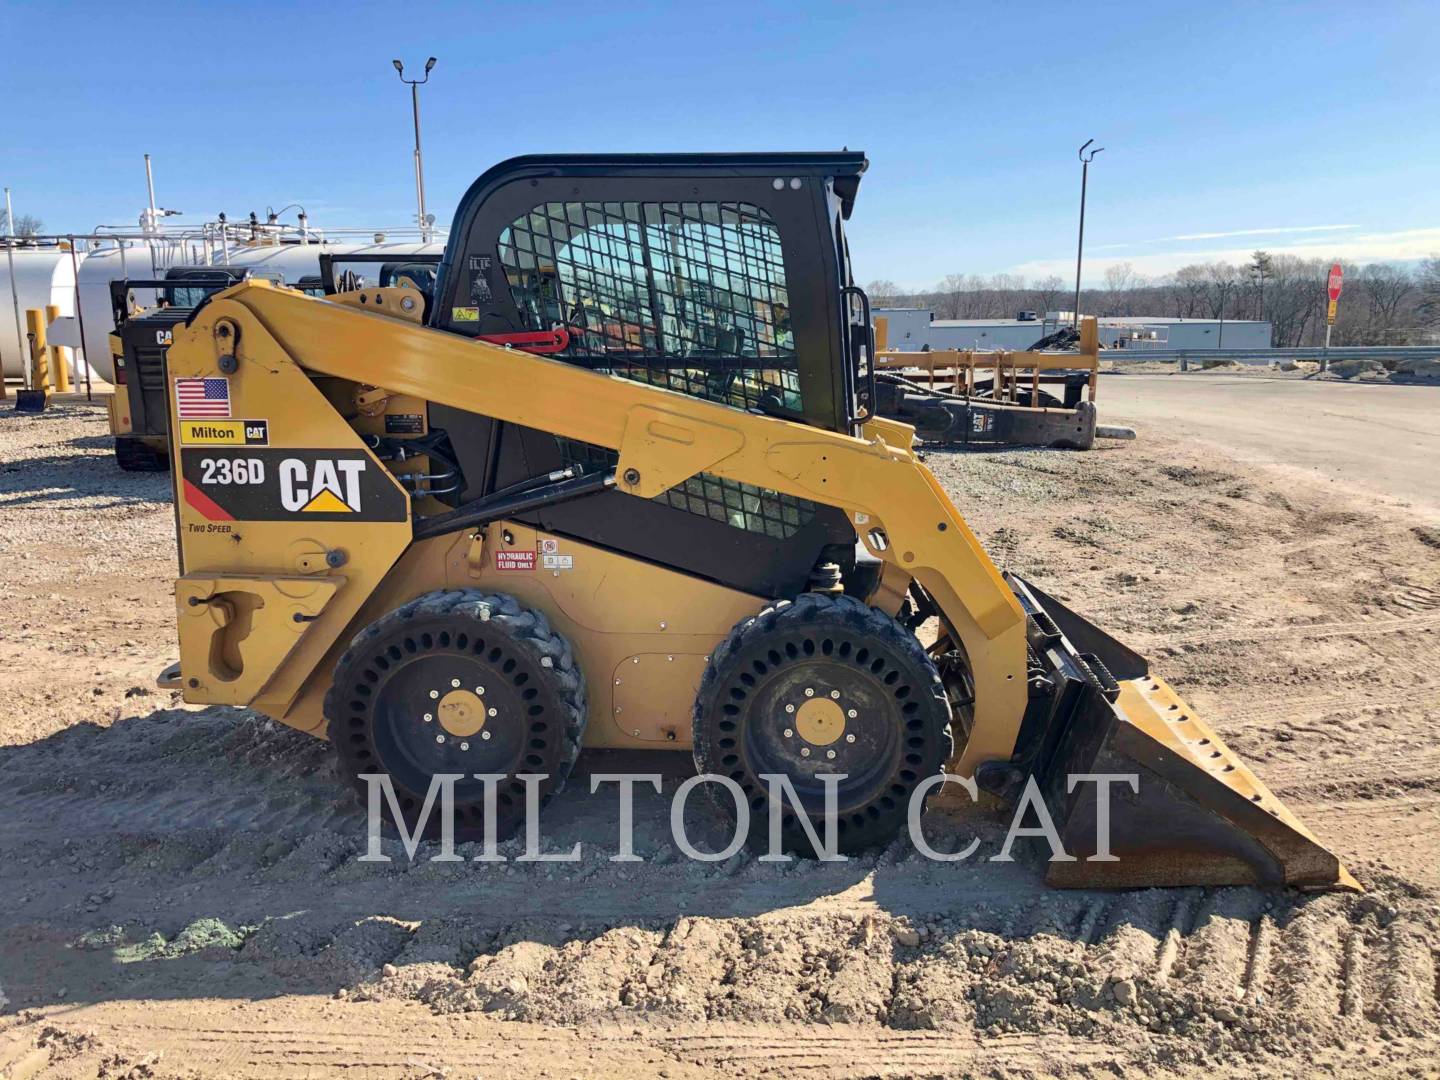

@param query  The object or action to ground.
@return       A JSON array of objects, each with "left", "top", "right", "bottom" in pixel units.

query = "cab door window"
[{"left": 498, "top": 200, "right": 799, "bottom": 413}]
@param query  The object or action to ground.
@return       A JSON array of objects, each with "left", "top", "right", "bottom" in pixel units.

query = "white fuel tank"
[{"left": 0, "top": 248, "right": 83, "bottom": 380}]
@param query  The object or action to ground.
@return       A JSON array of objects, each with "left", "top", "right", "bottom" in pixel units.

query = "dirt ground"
[
  {"left": 2, "top": 397, "right": 1439, "bottom": 1079},
  {"left": 1101, "top": 373, "right": 1440, "bottom": 515}
]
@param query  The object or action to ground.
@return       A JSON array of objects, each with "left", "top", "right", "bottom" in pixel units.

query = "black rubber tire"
[
  {"left": 325, "top": 589, "right": 586, "bottom": 842},
  {"left": 114, "top": 437, "right": 169, "bottom": 472},
  {"left": 693, "top": 593, "right": 953, "bottom": 857}
]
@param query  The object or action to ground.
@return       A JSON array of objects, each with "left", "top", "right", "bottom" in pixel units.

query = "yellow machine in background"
[{"left": 159, "top": 152, "right": 1353, "bottom": 888}]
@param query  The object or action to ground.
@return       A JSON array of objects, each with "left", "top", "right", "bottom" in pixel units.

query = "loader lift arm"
[{"left": 184, "top": 281, "right": 1033, "bottom": 774}]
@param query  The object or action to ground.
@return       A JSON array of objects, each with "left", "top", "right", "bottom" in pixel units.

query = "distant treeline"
[{"left": 867, "top": 253, "right": 1440, "bottom": 347}]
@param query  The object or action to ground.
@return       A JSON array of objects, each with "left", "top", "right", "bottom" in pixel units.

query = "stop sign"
[{"left": 1327, "top": 263, "right": 1344, "bottom": 302}]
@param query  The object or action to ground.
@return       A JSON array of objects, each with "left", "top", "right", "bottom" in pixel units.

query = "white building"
[
  {"left": 877, "top": 308, "right": 1272, "bottom": 352},
  {"left": 875, "top": 307, "right": 936, "bottom": 349}
]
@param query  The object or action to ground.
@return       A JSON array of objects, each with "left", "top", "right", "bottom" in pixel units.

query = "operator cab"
[{"left": 423, "top": 153, "right": 875, "bottom": 599}]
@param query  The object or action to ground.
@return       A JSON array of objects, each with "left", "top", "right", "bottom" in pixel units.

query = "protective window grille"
[
  {"left": 498, "top": 201, "right": 799, "bottom": 412},
  {"left": 555, "top": 438, "right": 816, "bottom": 540}
]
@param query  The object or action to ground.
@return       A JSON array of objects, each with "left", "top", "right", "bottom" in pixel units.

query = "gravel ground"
[{"left": 1, "top": 400, "right": 1439, "bottom": 1078}]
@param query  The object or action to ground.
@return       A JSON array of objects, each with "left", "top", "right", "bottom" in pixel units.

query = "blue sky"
[{"left": 2, "top": 0, "right": 1435, "bottom": 289}]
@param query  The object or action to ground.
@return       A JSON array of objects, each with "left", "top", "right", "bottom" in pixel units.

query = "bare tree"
[
  {"left": 1, "top": 211, "right": 43, "bottom": 238},
  {"left": 932, "top": 274, "right": 967, "bottom": 319},
  {"left": 1171, "top": 265, "right": 1208, "bottom": 318},
  {"left": 1259, "top": 255, "right": 1315, "bottom": 346},
  {"left": 987, "top": 273, "right": 1026, "bottom": 318},
  {"left": 1202, "top": 262, "right": 1241, "bottom": 321},
  {"left": 1247, "top": 251, "right": 1274, "bottom": 321},
  {"left": 1103, "top": 262, "right": 1138, "bottom": 315},
  {"left": 1355, "top": 263, "right": 1414, "bottom": 334},
  {"left": 1415, "top": 257, "right": 1440, "bottom": 327},
  {"left": 1031, "top": 274, "right": 1065, "bottom": 315},
  {"left": 866, "top": 279, "right": 903, "bottom": 306},
  {"left": 954, "top": 274, "right": 988, "bottom": 318}
]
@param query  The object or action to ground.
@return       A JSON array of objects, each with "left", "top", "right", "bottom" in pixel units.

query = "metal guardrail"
[{"left": 1106, "top": 346, "right": 1440, "bottom": 367}]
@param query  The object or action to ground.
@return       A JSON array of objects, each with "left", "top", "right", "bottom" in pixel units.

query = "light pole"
[
  {"left": 393, "top": 57, "right": 437, "bottom": 242},
  {"left": 1072, "top": 139, "right": 1103, "bottom": 328}
]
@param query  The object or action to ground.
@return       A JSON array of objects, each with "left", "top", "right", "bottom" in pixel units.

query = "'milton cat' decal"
[{"left": 179, "top": 449, "right": 408, "bottom": 523}]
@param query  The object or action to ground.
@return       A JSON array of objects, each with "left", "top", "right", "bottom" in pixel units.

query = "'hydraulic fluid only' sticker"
[{"left": 179, "top": 449, "right": 408, "bottom": 523}]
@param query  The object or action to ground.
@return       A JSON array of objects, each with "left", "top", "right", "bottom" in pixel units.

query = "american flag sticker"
[{"left": 175, "top": 377, "right": 231, "bottom": 419}]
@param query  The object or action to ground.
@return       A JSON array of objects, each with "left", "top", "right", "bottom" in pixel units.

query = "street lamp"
[
  {"left": 393, "top": 57, "right": 438, "bottom": 242},
  {"left": 1072, "top": 139, "right": 1103, "bottom": 328},
  {"left": 1250, "top": 266, "right": 1265, "bottom": 321}
]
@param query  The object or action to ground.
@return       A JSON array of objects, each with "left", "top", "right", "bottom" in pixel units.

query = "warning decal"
[{"left": 468, "top": 255, "right": 493, "bottom": 304}]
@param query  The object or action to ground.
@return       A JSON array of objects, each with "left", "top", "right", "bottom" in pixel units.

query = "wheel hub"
[
  {"left": 795, "top": 696, "right": 845, "bottom": 746},
  {"left": 437, "top": 687, "right": 487, "bottom": 737}
]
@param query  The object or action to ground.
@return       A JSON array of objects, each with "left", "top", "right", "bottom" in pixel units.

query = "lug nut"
[
  {"left": 801, "top": 747, "right": 811, "bottom": 757},
  {"left": 429, "top": 690, "right": 439, "bottom": 699},
  {"left": 830, "top": 690, "right": 840, "bottom": 699},
  {"left": 423, "top": 713, "right": 433, "bottom": 722},
  {"left": 846, "top": 734, "right": 856, "bottom": 743},
  {"left": 847, "top": 709, "right": 857, "bottom": 719},
  {"left": 826, "top": 750, "right": 836, "bottom": 759},
  {"left": 435, "top": 735, "right": 445, "bottom": 744},
  {"left": 460, "top": 741, "right": 469, "bottom": 751},
  {"left": 783, "top": 728, "right": 793, "bottom": 738},
  {"left": 482, "top": 731, "right": 491, "bottom": 741},
  {"left": 785, "top": 704, "right": 795, "bottom": 714},
  {"left": 475, "top": 686, "right": 485, "bottom": 694},
  {"left": 488, "top": 707, "right": 497, "bottom": 717},
  {"left": 804, "top": 687, "right": 815, "bottom": 698},
  {"left": 451, "top": 678, "right": 461, "bottom": 688}
]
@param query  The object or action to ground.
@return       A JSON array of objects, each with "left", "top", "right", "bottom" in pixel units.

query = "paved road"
[{"left": 1099, "top": 373, "right": 1440, "bottom": 513}]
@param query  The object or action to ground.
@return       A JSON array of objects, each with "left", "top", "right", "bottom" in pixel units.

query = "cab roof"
[{"left": 458, "top": 151, "right": 869, "bottom": 220}]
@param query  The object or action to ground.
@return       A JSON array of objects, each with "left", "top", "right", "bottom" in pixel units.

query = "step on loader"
[{"left": 158, "top": 152, "right": 1355, "bottom": 888}]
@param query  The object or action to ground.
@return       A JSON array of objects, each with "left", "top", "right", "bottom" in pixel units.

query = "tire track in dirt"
[
  {"left": 1132, "top": 612, "right": 1440, "bottom": 651},
  {"left": 314, "top": 885, "right": 1440, "bottom": 1065}
]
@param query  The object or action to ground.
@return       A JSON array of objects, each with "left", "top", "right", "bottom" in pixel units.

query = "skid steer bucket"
[{"left": 978, "top": 576, "right": 1359, "bottom": 891}]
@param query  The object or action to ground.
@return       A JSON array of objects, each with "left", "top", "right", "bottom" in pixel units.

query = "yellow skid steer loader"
[{"left": 159, "top": 152, "right": 1354, "bottom": 889}]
